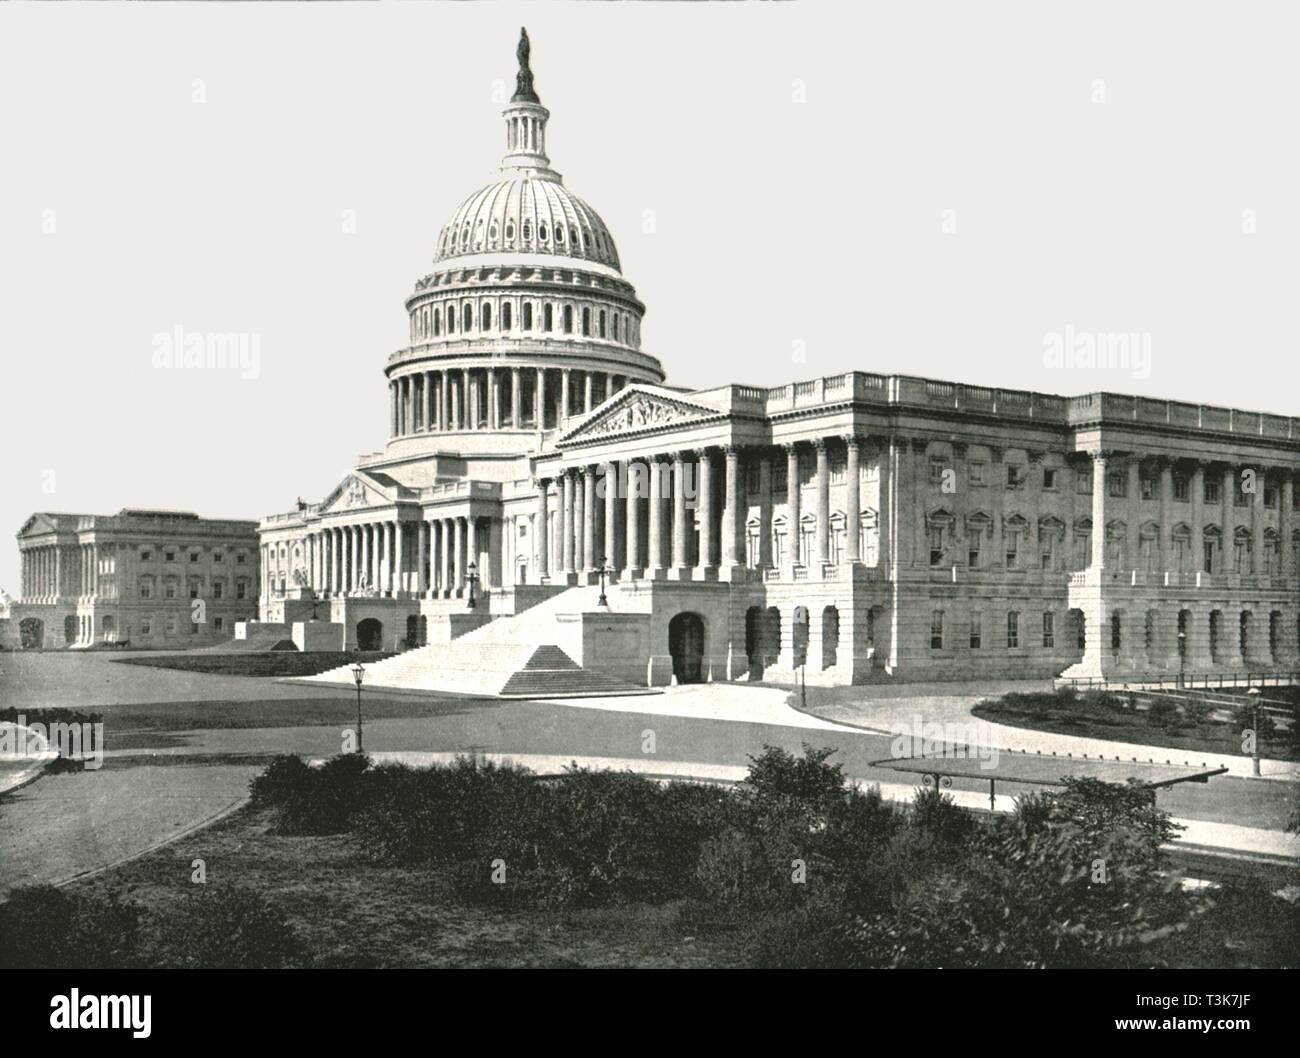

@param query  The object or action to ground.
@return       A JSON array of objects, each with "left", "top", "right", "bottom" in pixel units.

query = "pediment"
[
  {"left": 18, "top": 514, "right": 58, "bottom": 538},
  {"left": 560, "top": 387, "right": 720, "bottom": 444},
  {"left": 319, "top": 472, "right": 398, "bottom": 514}
]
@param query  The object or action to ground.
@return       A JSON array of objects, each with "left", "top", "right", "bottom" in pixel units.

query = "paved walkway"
[{"left": 0, "top": 723, "right": 56, "bottom": 797}]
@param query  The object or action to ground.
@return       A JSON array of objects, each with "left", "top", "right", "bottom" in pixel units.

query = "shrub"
[
  {"left": 252, "top": 753, "right": 371, "bottom": 835},
  {"left": 0, "top": 885, "right": 140, "bottom": 969}
]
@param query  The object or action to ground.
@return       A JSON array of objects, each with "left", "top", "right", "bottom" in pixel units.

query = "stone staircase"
[{"left": 304, "top": 585, "right": 649, "bottom": 698}]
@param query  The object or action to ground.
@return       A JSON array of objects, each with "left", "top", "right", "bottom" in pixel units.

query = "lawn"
[
  {"left": 65, "top": 804, "right": 744, "bottom": 969},
  {"left": 113, "top": 651, "right": 394, "bottom": 678},
  {"left": 972, "top": 689, "right": 1298, "bottom": 761}
]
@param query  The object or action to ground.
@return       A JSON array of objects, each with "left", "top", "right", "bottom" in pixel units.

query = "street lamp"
[
  {"left": 465, "top": 561, "right": 478, "bottom": 610},
  {"left": 350, "top": 661, "right": 366, "bottom": 754},
  {"left": 1246, "top": 685, "right": 1261, "bottom": 777},
  {"left": 597, "top": 557, "right": 611, "bottom": 607}
]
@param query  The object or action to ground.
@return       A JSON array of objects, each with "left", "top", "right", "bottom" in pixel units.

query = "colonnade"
[
  {"left": 21, "top": 543, "right": 100, "bottom": 603},
  {"left": 389, "top": 365, "right": 632, "bottom": 437}
]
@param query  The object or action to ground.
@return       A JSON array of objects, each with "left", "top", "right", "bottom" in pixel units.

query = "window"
[
  {"left": 968, "top": 530, "right": 982, "bottom": 569},
  {"left": 190, "top": 551, "right": 200, "bottom": 563},
  {"left": 463, "top": 303, "right": 472, "bottom": 331},
  {"left": 1007, "top": 611, "right": 1020, "bottom": 649},
  {"left": 213, "top": 550, "right": 223, "bottom": 563},
  {"left": 523, "top": 302, "right": 533, "bottom": 330},
  {"left": 141, "top": 619, "right": 151, "bottom": 636},
  {"left": 929, "top": 526, "right": 945, "bottom": 566},
  {"left": 502, "top": 302, "right": 513, "bottom": 331},
  {"left": 481, "top": 302, "right": 492, "bottom": 331},
  {"left": 929, "top": 458, "right": 947, "bottom": 485},
  {"left": 1204, "top": 478, "right": 1220, "bottom": 504},
  {"left": 1233, "top": 478, "right": 1248, "bottom": 507},
  {"left": 1265, "top": 486, "right": 1278, "bottom": 509},
  {"left": 236, "top": 552, "right": 247, "bottom": 564},
  {"left": 581, "top": 306, "right": 591, "bottom": 336},
  {"left": 543, "top": 304, "right": 553, "bottom": 332},
  {"left": 968, "top": 461, "right": 986, "bottom": 486},
  {"left": 140, "top": 549, "right": 151, "bottom": 562},
  {"left": 1042, "top": 612, "right": 1055, "bottom": 649},
  {"left": 930, "top": 611, "right": 945, "bottom": 650},
  {"left": 164, "top": 581, "right": 177, "bottom": 600},
  {"left": 830, "top": 453, "right": 846, "bottom": 484},
  {"left": 1006, "top": 464, "right": 1025, "bottom": 490},
  {"left": 189, "top": 581, "right": 201, "bottom": 600},
  {"left": 213, "top": 581, "right": 223, "bottom": 599},
  {"left": 969, "top": 613, "right": 982, "bottom": 650},
  {"left": 563, "top": 305, "right": 573, "bottom": 333},
  {"left": 772, "top": 462, "right": 788, "bottom": 493},
  {"left": 138, "top": 577, "right": 153, "bottom": 600},
  {"left": 164, "top": 550, "right": 176, "bottom": 562},
  {"left": 1005, "top": 528, "right": 1021, "bottom": 569},
  {"left": 1173, "top": 475, "right": 1190, "bottom": 501},
  {"left": 1040, "top": 530, "right": 1056, "bottom": 570},
  {"left": 1076, "top": 467, "right": 1092, "bottom": 494},
  {"left": 1042, "top": 467, "right": 1057, "bottom": 490},
  {"left": 166, "top": 616, "right": 177, "bottom": 635},
  {"left": 1108, "top": 472, "right": 1126, "bottom": 498},
  {"left": 598, "top": 309, "right": 606, "bottom": 337},
  {"left": 214, "top": 616, "right": 224, "bottom": 632}
]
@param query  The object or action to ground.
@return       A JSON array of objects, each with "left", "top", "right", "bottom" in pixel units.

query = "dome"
[{"left": 434, "top": 173, "right": 621, "bottom": 272}]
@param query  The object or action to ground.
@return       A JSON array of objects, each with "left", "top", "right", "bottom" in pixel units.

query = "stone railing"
[{"left": 1068, "top": 392, "right": 1300, "bottom": 438}]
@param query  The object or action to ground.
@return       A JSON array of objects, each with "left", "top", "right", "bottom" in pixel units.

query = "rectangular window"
[
  {"left": 1040, "top": 533, "right": 1055, "bottom": 570},
  {"left": 165, "top": 583, "right": 177, "bottom": 599},
  {"left": 1042, "top": 467, "right": 1057, "bottom": 490},
  {"left": 929, "top": 527, "right": 945, "bottom": 566},
  {"left": 214, "top": 616, "right": 224, "bottom": 632},
  {"left": 1005, "top": 532, "right": 1019, "bottom": 569},
  {"left": 237, "top": 552, "right": 247, "bottom": 564},
  {"left": 1108, "top": 472, "right": 1125, "bottom": 498},
  {"left": 190, "top": 552, "right": 200, "bottom": 563},
  {"left": 1076, "top": 467, "right": 1092, "bottom": 494},
  {"left": 969, "top": 613, "right": 982, "bottom": 650},
  {"left": 1140, "top": 476, "right": 1156, "bottom": 500},
  {"left": 236, "top": 582, "right": 247, "bottom": 600},
  {"left": 1204, "top": 479, "right": 1220, "bottom": 504},
  {"left": 773, "top": 463, "right": 788, "bottom": 493},
  {"left": 930, "top": 611, "right": 944, "bottom": 650},
  {"left": 140, "top": 549, "right": 151, "bottom": 562},
  {"left": 745, "top": 464, "right": 760, "bottom": 495},
  {"left": 1265, "top": 486, "right": 1278, "bottom": 509},
  {"left": 1007, "top": 611, "right": 1020, "bottom": 649},
  {"left": 165, "top": 550, "right": 176, "bottom": 562},
  {"left": 1203, "top": 540, "right": 1216, "bottom": 574},
  {"left": 141, "top": 619, "right": 151, "bottom": 636},
  {"left": 1234, "top": 479, "right": 1248, "bottom": 507},
  {"left": 968, "top": 533, "right": 982, "bottom": 569},
  {"left": 1006, "top": 464, "right": 1024, "bottom": 490},
  {"left": 213, "top": 582, "right": 223, "bottom": 599},
  {"left": 1042, "top": 611, "right": 1055, "bottom": 649},
  {"left": 1173, "top": 476, "right": 1190, "bottom": 501},
  {"left": 213, "top": 551, "right": 224, "bottom": 562},
  {"left": 140, "top": 582, "right": 152, "bottom": 600},
  {"left": 830, "top": 453, "right": 846, "bottom": 484},
  {"left": 929, "top": 458, "right": 947, "bottom": 485},
  {"left": 166, "top": 616, "right": 177, "bottom": 634},
  {"left": 968, "top": 461, "right": 986, "bottom": 486}
]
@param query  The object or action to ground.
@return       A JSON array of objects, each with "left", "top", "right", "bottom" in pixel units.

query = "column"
[
  {"left": 626, "top": 460, "right": 643, "bottom": 576},
  {"left": 536, "top": 479, "right": 550, "bottom": 581},
  {"left": 91, "top": 543, "right": 99, "bottom": 597},
  {"left": 360, "top": 524, "right": 371, "bottom": 590},
  {"left": 453, "top": 517, "right": 464, "bottom": 593},
  {"left": 535, "top": 368, "right": 545, "bottom": 428},
  {"left": 815, "top": 439, "right": 830, "bottom": 566},
  {"left": 696, "top": 448, "right": 714, "bottom": 573},
  {"left": 394, "top": 521, "right": 405, "bottom": 596},
  {"left": 603, "top": 461, "right": 619, "bottom": 571},
  {"left": 1190, "top": 463, "right": 1204, "bottom": 576},
  {"left": 1158, "top": 458, "right": 1173, "bottom": 572},
  {"left": 758, "top": 450, "right": 773, "bottom": 569},
  {"left": 1281, "top": 475, "right": 1293, "bottom": 577},
  {"left": 424, "top": 372, "right": 434, "bottom": 432},
  {"left": 1090, "top": 452, "right": 1108, "bottom": 571},
  {"left": 845, "top": 436, "right": 862, "bottom": 563},
  {"left": 464, "top": 368, "right": 474, "bottom": 430},
  {"left": 876, "top": 437, "right": 892, "bottom": 574},
  {"left": 561, "top": 369, "right": 571, "bottom": 421},
  {"left": 563, "top": 470, "right": 576, "bottom": 574},
  {"left": 416, "top": 518, "right": 427, "bottom": 594},
  {"left": 671, "top": 452, "right": 690, "bottom": 573},
  {"left": 440, "top": 519, "right": 452, "bottom": 597},
  {"left": 648, "top": 455, "right": 666, "bottom": 575},
  {"left": 1251, "top": 465, "right": 1265, "bottom": 574},
  {"left": 583, "top": 466, "right": 597, "bottom": 572},
  {"left": 390, "top": 382, "right": 398, "bottom": 436},
  {"left": 1221, "top": 465, "right": 1234, "bottom": 572},
  {"left": 784, "top": 443, "right": 800, "bottom": 568},
  {"left": 584, "top": 372, "right": 593, "bottom": 413},
  {"left": 1126, "top": 458, "right": 1141, "bottom": 571},
  {"left": 440, "top": 370, "right": 450, "bottom": 432},
  {"left": 467, "top": 516, "right": 479, "bottom": 582},
  {"left": 721, "top": 446, "right": 742, "bottom": 571}
]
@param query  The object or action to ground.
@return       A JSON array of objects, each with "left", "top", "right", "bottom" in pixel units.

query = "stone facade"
[
  {"left": 257, "top": 34, "right": 1300, "bottom": 684},
  {"left": 7, "top": 509, "right": 259, "bottom": 650}
]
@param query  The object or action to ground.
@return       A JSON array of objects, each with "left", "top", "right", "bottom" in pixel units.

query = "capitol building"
[{"left": 246, "top": 31, "right": 1300, "bottom": 694}]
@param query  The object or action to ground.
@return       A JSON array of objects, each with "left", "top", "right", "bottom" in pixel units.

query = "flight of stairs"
[{"left": 304, "top": 586, "right": 649, "bottom": 698}]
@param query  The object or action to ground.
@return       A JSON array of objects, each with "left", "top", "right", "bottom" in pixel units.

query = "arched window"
[
  {"left": 481, "top": 301, "right": 493, "bottom": 331},
  {"left": 539, "top": 221, "right": 549, "bottom": 243},
  {"left": 543, "top": 304, "right": 553, "bottom": 332},
  {"left": 433, "top": 311, "right": 441, "bottom": 337},
  {"left": 505, "top": 220, "right": 515, "bottom": 243},
  {"left": 463, "top": 303, "right": 473, "bottom": 332},
  {"left": 599, "top": 309, "right": 607, "bottom": 338},
  {"left": 523, "top": 302, "right": 534, "bottom": 330},
  {"left": 581, "top": 307, "right": 591, "bottom": 336},
  {"left": 446, "top": 305, "right": 455, "bottom": 334},
  {"left": 612, "top": 314, "right": 620, "bottom": 341},
  {"left": 555, "top": 224, "right": 565, "bottom": 245},
  {"left": 562, "top": 305, "right": 573, "bottom": 334},
  {"left": 502, "top": 302, "right": 513, "bottom": 331},
  {"left": 522, "top": 219, "right": 532, "bottom": 242}
]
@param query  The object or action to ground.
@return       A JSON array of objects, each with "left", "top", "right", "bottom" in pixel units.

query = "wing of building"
[
  {"left": 7, "top": 510, "right": 259, "bottom": 649},
  {"left": 252, "top": 30, "right": 1300, "bottom": 691}
]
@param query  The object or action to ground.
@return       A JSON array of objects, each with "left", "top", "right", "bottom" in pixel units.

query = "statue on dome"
[{"left": 512, "top": 27, "right": 540, "bottom": 103}]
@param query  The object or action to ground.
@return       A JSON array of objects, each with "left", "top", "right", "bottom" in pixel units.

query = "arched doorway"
[
  {"left": 668, "top": 612, "right": 705, "bottom": 684},
  {"left": 792, "top": 606, "right": 810, "bottom": 669},
  {"left": 405, "top": 614, "right": 420, "bottom": 649},
  {"left": 19, "top": 617, "right": 44, "bottom": 650},
  {"left": 63, "top": 615, "right": 78, "bottom": 645},
  {"left": 821, "top": 606, "right": 839, "bottom": 670},
  {"left": 356, "top": 618, "right": 384, "bottom": 652}
]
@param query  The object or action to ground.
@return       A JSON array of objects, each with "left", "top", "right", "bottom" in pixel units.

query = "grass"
[
  {"left": 972, "top": 690, "right": 1298, "bottom": 761},
  {"left": 67, "top": 804, "right": 744, "bottom": 968},
  {"left": 113, "top": 651, "right": 394, "bottom": 678}
]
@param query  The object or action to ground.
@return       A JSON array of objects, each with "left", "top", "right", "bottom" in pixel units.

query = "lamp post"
[
  {"left": 1246, "top": 685, "right": 1261, "bottom": 777},
  {"left": 1177, "top": 630, "right": 1186, "bottom": 688},
  {"left": 597, "top": 557, "right": 611, "bottom": 607},
  {"left": 466, "top": 561, "right": 478, "bottom": 610},
  {"left": 350, "top": 661, "right": 366, "bottom": 754}
]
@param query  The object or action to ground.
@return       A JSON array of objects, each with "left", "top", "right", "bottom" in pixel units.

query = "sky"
[{"left": 1, "top": 1, "right": 1297, "bottom": 594}]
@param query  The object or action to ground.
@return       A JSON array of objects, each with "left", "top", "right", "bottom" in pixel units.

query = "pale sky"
[{"left": 2, "top": 1, "right": 1297, "bottom": 594}]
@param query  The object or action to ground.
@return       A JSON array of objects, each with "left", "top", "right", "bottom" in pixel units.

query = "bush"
[
  {"left": 1146, "top": 697, "right": 1180, "bottom": 730},
  {"left": 0, "top": 885, "right": 140, "bottom": 969},
  {"left": 251, "top": 753, "right": 371, "bottom": 835}
]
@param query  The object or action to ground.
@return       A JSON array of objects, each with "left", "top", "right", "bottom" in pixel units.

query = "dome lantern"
[{"left": 501, "top": 28, "right": 554, "bottom": 177}]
